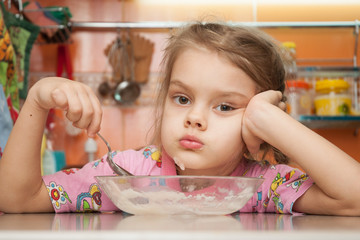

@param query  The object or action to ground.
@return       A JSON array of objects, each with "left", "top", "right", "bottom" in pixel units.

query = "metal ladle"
[
  {"left": 96, "top": 133, "right": 133, "bottom": 176},
  {"left": 113, "top": 34, "right": 141, "bottom": 104}
]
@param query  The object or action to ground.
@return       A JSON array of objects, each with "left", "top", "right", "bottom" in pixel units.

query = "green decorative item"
[
  {"left": 0, "top": 6, "right": 19, "bottom": 122},
  {"left": 0, "top": 2, "right": 40, "bottom": 99}
]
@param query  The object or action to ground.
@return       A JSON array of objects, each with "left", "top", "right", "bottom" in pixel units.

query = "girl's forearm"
[
  {"left": 257, "top": 105, "right": 360, "bottom": 202},
  {"left": 0, "top": 92, "right": 48, "bottom": 211}
]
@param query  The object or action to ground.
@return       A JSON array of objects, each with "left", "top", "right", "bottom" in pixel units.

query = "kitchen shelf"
[
  {"left": 69, "top": 20, "right": 360, "bottom": 29},
  {"left": 297, "top": 67, "right": 360, "bottom": 121},
  {"left": 299, "top": 115, "right": 360, "bottom": 129},
  {"left": 298, "top": 66, "right": 360, "bottom": 78}
]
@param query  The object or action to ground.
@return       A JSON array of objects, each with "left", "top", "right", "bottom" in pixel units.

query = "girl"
[{"left": 1, "top": 22, "right": 360, "bottom": 215}]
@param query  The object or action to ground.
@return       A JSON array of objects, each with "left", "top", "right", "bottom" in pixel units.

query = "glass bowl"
[{"left": 95, "top": 175, "right": 263, "bottom": 215}]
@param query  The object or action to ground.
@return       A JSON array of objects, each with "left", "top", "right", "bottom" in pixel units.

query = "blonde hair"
[{"left": 152, "top": 22, "right": 289, "bottom": 164}]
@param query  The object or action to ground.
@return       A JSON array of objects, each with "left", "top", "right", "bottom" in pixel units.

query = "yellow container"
[{"left": 314, "top": 79, "right": 351, "bottom": 116}]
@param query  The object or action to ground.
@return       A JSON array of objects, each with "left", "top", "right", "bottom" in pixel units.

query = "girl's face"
[{"left": 161, "top": 47, "right": 257, "bottom": 176}]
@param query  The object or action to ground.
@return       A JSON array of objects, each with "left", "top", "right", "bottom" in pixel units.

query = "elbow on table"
[{"left": 0, "top": 185, "right": 54, "bottom": 213}]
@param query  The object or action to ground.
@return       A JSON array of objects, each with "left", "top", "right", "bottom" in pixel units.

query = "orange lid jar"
[{"left": 285, "top": 80, "right": 311, "bottom": 119}]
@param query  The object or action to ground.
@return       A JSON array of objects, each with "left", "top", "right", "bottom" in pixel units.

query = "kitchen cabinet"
[{"left": 1, "top": 212, "right": 360, "bottom": 240}]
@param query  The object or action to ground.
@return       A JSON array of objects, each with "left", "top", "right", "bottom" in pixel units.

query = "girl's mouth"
[{"left": 179, "top": 135, "right": 204, "bottom": 150}]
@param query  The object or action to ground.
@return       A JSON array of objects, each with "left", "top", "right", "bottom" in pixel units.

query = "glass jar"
[
  {"left": 314, "top": 79, "right": 351, "bottom": 116},
  {"left": 285, "top": 80, "right": 311, "bottom": 119}
]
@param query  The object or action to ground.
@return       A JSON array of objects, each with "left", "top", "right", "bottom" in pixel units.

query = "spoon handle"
[{"left": 96, "top": 133, "right": 133, "bottom": 176}]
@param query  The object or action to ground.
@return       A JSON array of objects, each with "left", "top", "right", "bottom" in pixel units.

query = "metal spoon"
[{"left": 96, "top": 133, "right": 133, "bottom": 176}]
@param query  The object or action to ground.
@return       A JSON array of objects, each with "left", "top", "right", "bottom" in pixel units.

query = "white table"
[{"left": 1, "top": 212, "right": 360, "bottom": 240}]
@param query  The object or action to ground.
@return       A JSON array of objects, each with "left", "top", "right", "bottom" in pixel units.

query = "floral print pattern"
[{"left": 46, "top": 181, "right": 72, "bottom": 210}]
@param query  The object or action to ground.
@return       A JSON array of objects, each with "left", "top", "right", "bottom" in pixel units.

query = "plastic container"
[
  {"left": 314, "top": 79, "right": 351, "bottom": 116},
  {"left": 285, "top": 80, "right": 311, "bottom": 119}
]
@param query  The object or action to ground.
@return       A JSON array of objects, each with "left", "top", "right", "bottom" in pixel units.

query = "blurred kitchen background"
[{"left": 1, "top": 0, "right": 360, "bottom": 172}]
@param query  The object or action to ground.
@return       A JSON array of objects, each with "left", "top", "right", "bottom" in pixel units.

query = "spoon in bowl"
[{"left": 96, "top": 133, "right": 133, "bottom": 176}]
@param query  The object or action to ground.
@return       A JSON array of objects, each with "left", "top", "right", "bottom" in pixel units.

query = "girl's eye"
[
  {"left": 216, "top": 104, "right": 234, "bottom": 112},
  {"left": 174, "top": 96, "right": 190, "bottom": 105}
]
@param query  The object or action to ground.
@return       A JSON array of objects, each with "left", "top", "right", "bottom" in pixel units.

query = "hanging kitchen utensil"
[
  {"left": 98, "top": 81, "right": 112, "bottom": 97},
  {"left": 109, "top": 36, "right": 124, "bottom": 83},
  {"left": 113, "top": 32, "right": 141, "bottom": 104},
  {"left": 98, "top": 35, "right": 123, "bottom": 98},
  {"left": 131, "top": 33, "right": 154, "bottom": 84}
]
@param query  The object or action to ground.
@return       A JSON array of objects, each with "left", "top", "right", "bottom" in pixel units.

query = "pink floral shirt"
[{"left": 42, "top": 146, "right": 313, "bottom": 214}]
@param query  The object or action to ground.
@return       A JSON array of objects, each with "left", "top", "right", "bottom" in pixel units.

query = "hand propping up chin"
[
  {"left": 28, "top": 77, "right": 102, "bottom": 137},
  {"left": 241, "top": 90, "right": 286, "bottom": 156}
]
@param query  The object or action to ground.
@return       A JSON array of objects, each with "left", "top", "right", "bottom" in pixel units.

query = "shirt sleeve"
[
  {"left": 42, "top": 147, "right": 161, "bottom": 213},
  {"left": 42, "top": 153, "right": 116, "bottom": 213},
  {"left": 240, "top": 162, "right": 314, "bottom": 214}
]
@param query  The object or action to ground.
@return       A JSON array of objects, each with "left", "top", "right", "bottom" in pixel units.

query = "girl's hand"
[
  {"left": 28, "top": 77, "right": 102, "bottom": 137},
  {"left": 241, "top": 90, "right": 286, "bottom": 156}
]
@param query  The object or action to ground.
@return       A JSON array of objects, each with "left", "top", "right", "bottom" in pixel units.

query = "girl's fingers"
[
  {"left": 261, "top": 90, "right": 283, "bottom": 106},
  {"left": 66, "top": 85, "right": 102, "bottom": 137},
  {"left": 43, "top": 78, "right": 102, "bottom": 136},
  {"left": 253, "top": 90, "right": 286, "bottom": 112},
  {"left": 86, "top": 89, "right": 103, "bottom": 137},
  {"left": 242, "top": 90, "right": 283, "bottom": 157},
  {"left": 64, "top": 87, "right": 83, "bottom": 123},
  {"left": 71, "top": 87, "right": 94, "bottom": 128},
  {"left": 51, "top": 88, "right": 69, "bottom": 110},
  {"left": 278, "top": 101, "right": 286, "bottom": 112},
  {"left": 73, "top": 86, "right": 102, "bottom": 137}
]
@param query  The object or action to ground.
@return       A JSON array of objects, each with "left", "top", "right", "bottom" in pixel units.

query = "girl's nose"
[{"left": 184, "top": 110, "right": 207, "bottom": 130}]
